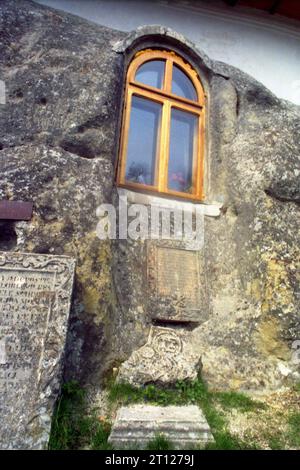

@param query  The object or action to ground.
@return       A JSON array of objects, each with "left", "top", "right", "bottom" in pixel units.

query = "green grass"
[
  {"left": 146, "top": 434, "right": 175, "bottom": 450},
  {"left": 268, "top": 434, "right": 285, "bottom": 450},
  {"left": 293, "top": 382, "right": 300, "bottom": 393},
  {"left": 287, "top": 412, "right": 300, "bottom": 447},
  {"left": 213, "top": 391, "right": 266, "bottom": 413},
  {"left": 264, "top": 412, "right": 300, "bottom": 450},
  {"left": 49, "top": 381, "right": 112, "bottom": 450},
  {"left": 108, "top": 381, "right": 183, "bottom": 406},
  {"left": 108, "top": 378, "right": 265, "bottom": 412},
  {"left": 205, "top": 431, "right": 260, "bottom": 450},
  {"left": 90, "top": 422, "right": 113, "bottom": 450}
]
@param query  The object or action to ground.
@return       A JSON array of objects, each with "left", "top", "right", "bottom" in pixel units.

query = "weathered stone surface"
[
  {"left": 117, "top": 327, "right": 202, "bottom": 387},
  {"left": 0, "top": 251, "right": 75, "bottom": 449},
  {"left": 108, "top": 405, "right": 214, "bottom": 449},
  {"left": 0, "top": 0, "right": 299, "bottom": 394},
  {"left": 147, "top": 240, "right": 209, "bottom": 323}
]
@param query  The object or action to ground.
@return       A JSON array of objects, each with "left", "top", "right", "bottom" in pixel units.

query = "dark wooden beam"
[{"left": 0, "top": 201, "right": 33, "bottom": 221}]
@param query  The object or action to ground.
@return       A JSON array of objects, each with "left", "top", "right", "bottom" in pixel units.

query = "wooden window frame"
[{"left": 116, "top": 49, "right": 205, "bottom": 201}]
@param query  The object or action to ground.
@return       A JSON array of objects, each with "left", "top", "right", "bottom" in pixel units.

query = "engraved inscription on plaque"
[
  {"left": 0, "top": 251, "right": 75, "bottom": 450},
  {"left": 0, "top": 269, "right": 55, "bottom": 395},
  {"left": 147, "top": 241, "right": 208, "bottom": 323},
  {"left": 156, "top": 247, "right": 201, "bottom": 308}
]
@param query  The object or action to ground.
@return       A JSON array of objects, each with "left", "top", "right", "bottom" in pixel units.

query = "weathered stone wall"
[{"left": 0, "top": 0, "right": 299, "bottom": 393}]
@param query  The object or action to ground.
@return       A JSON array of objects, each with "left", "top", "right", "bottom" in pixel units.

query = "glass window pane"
[
  {"left": 125, "top": 96, "right": 161, "bottom": 186},
  {"left": 135, "top": 60, "right": 165, "bottom": 89},
  {"left": 168, "top": 108, "right": 197, "bottom": 193},
  {"left": 172, "top": 65, "right": 197, "bottom": 101}
]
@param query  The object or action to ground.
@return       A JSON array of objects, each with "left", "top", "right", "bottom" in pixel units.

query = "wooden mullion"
[
  {"left": 164, "top": 57, "right": 173, "bottom": 94},
  {"left": 129, "top": 81, "right": 203, "bottom": 110},
  {"left": 129, "top": 84, "right": 165, "bottom": 105},
  {"left": 158, "top": 100, "right": 171, "bottom": 192}
]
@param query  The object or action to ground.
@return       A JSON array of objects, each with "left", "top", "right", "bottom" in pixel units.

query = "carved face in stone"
[{"left": 153, "top": 331, "right": 182, "bottom": 355}]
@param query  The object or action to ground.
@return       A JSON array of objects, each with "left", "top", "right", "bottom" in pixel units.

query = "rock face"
[
  {"left": 108, "top": 405, "right": 214, "bottom": 449},
  {"left": 0, "top": 0, "right": 299, "bottom": 396}
]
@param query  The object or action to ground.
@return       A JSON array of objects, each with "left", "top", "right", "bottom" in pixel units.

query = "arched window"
[{"left": 117, "top": 50, "right": 205, "bottom": 201}]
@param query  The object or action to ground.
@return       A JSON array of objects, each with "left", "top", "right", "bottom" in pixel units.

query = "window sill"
[{"left": 117, "top": 187, "right": 222, "bottom": 217}]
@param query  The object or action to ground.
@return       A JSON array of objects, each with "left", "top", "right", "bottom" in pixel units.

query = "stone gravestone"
[{"left": 0, "top": 251, "right": 75, "bottom": 449}]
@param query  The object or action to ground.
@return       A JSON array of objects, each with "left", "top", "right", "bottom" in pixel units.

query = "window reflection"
[
  {"left": 125, "top": 96, "right": 161, "bottom": 186},
  {"left": 135, "top": 60, "right": 165, "bottom": 89},
  {"left": 172, "top": 65, "right": 197, "bottom": 101},
  {"left": 168, "top": 108, "right": 197, "bottom": 193}
]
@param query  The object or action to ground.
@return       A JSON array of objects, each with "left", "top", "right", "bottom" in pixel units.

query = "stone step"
[{"left": 108, "top": 405, "right": 215, "bottom": 449}]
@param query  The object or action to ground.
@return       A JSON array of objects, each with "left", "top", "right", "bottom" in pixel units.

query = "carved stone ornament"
[
  {"left": 117, "top": 326, "right": 202, "bottom": 387},
  {"left": 0, "top": 251, "right": 75, "bottom": 449}
]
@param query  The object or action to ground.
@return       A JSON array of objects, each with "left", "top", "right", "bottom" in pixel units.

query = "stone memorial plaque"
[
  {"left": 156, "top": 247, "right": 201, "bottom": 306},
  {"left": 147, "top": 241, "right": 209, "bottom": 322},
  {"left": 0, "top": 251, "right": 75, "bottom": 449}
]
